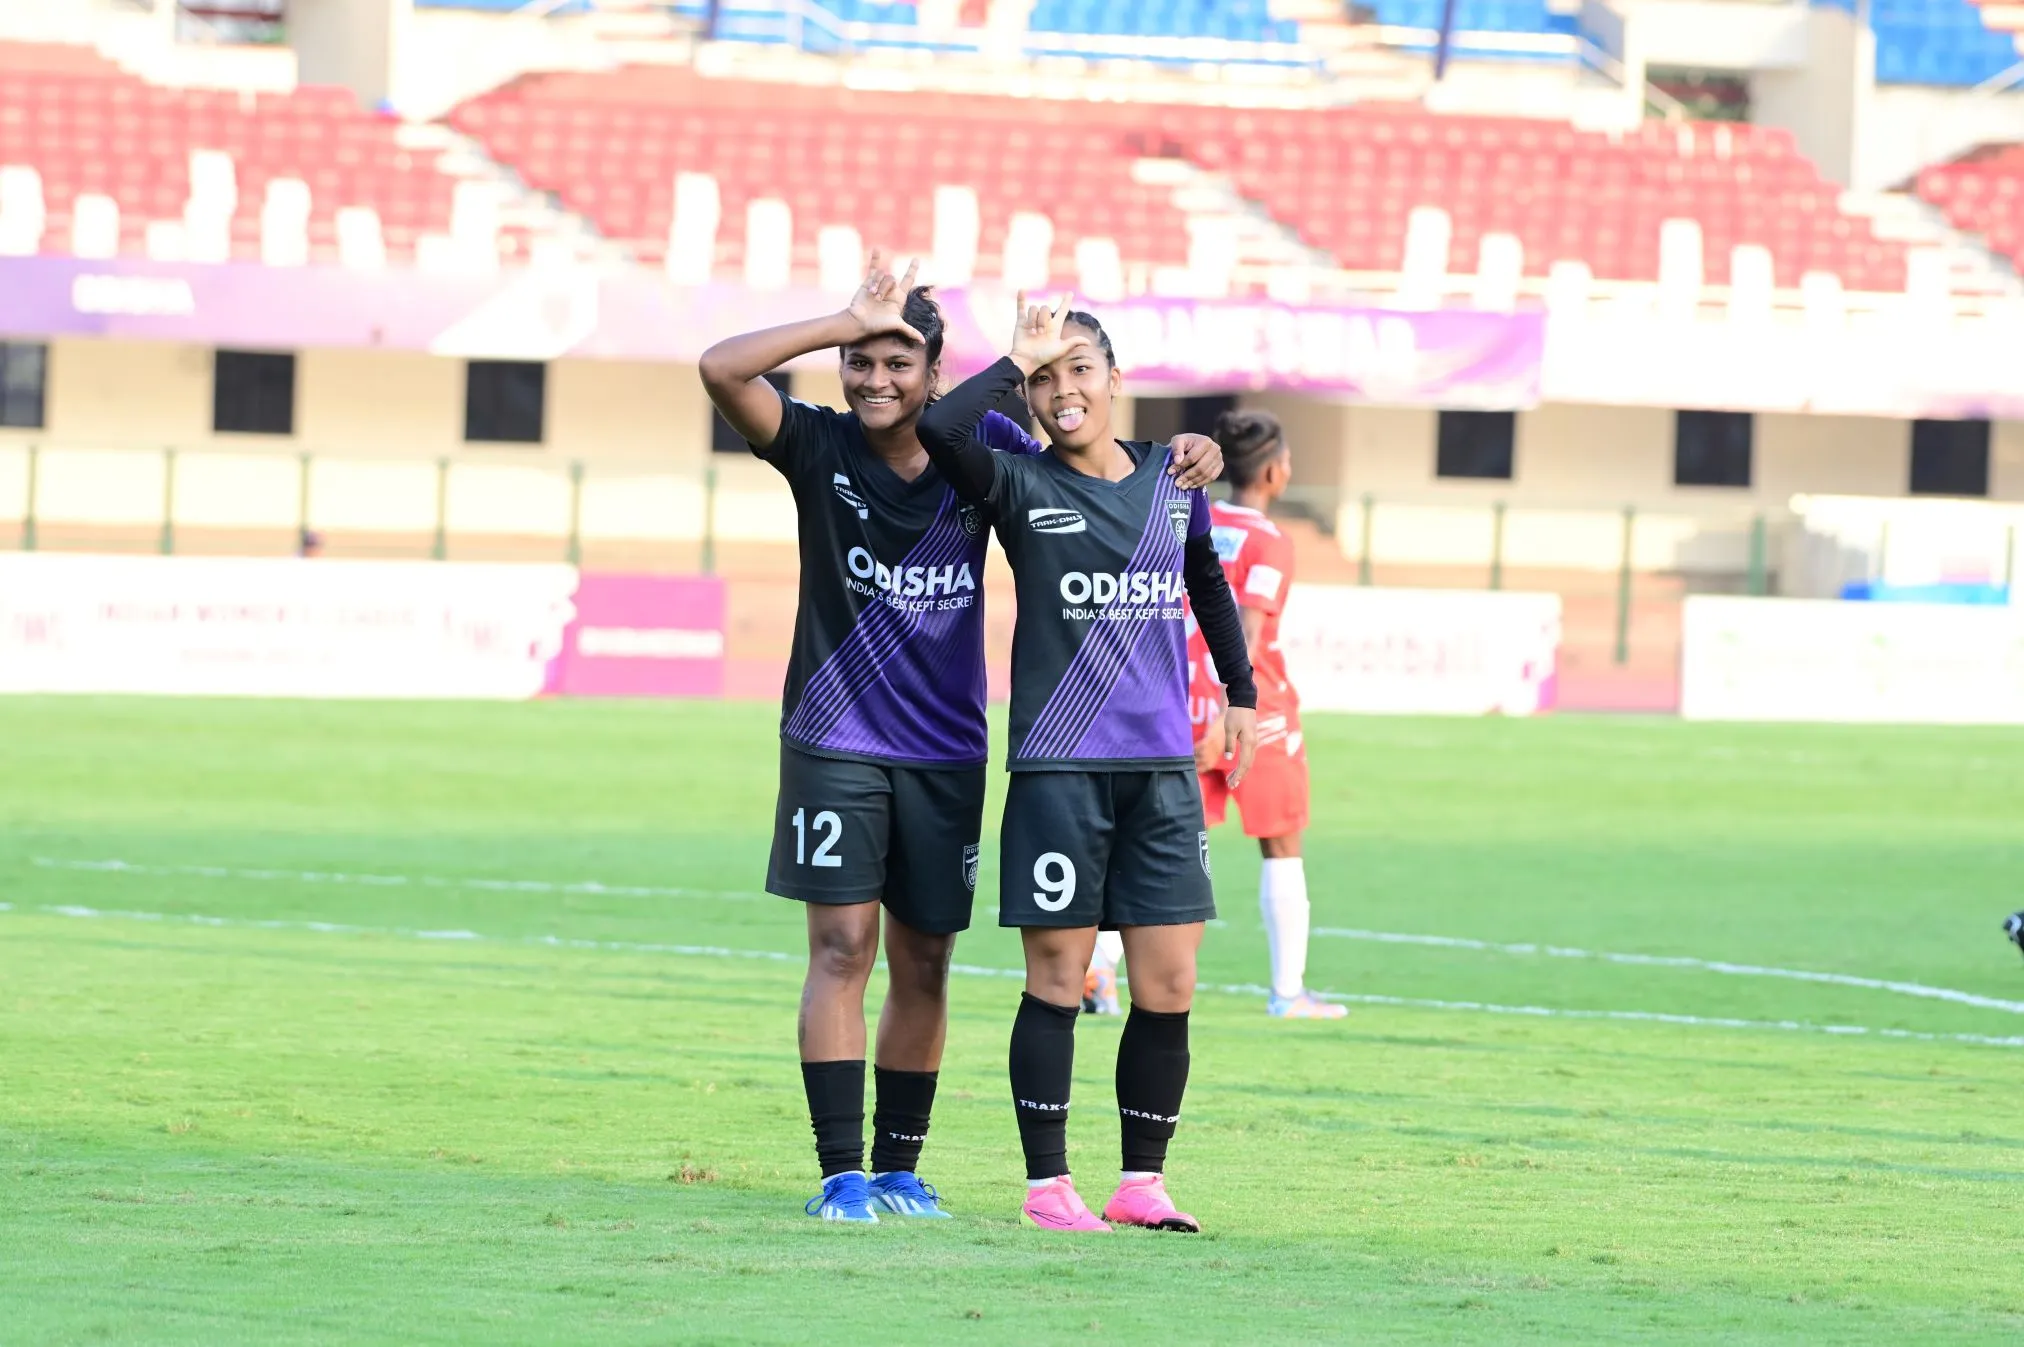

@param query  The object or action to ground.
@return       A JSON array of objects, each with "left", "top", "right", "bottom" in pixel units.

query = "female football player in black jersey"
[{"left": 918, "top": 294, "right": 1258, "bottom": 1233}]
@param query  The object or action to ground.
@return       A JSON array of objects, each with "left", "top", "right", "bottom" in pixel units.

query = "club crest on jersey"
[
  {"left": 1197, "top": 831, "right": 1212, "bottom": 877},
  {"left": 1166, "top": 498, "right": 1193, "bottom": 543},
  {"left": 832, "top": 473, "right": 869, "bottom": 520},
  {"left": 958, "top": 504, "right": 983, "bottom": 538},
  {"left": 962, "top": 843, "right": 980, "bottom": 892},
  {"left": 1028, "top": 507, "right": 1086, "bottom": 534}
]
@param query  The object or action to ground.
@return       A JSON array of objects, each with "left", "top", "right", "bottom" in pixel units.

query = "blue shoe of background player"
[
  {"left": 805, "top": 1172, "right": 880, "bottom": 1223},
  {"left": 867, "top": 1171, "right": 951, "bottom": 1218}
]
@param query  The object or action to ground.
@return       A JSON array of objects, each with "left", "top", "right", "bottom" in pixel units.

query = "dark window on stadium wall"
[
  {"left": 466, "top": 360, "right": 546, "bottom": 445},
  {"left": 1909, "top": 418, "right": 1990, "bottom": 497},
  {"left": 1435, "top": 410, "right": 1515, "bottom": 480},
  {"left": 213, "top": 349, "right": 295, "bottom": 436},
  {"left": 1674, "top": 410, "right": 1753, "bottom": 487},
  {"left": 711, "top": 371, "right": 791, "bottom": 452},
  {"left": 0, "top": 342, "right": 48, "bottom": 429},
  {"left": 1133, "top": 395, "right": 1236, "bottom": 445}
]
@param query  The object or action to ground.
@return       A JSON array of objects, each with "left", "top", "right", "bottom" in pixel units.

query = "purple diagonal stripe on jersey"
[
  {"left": 781, "top": 515, "right": 971, "bottom": 744},
  {"left": 1018, "top": 471, "right": 1180, "bottom": 758},
  {"left": 1017, "top": 469, "right": 1188, "bottom": 761},
  {"left": 1068, "top": 601, "right": 1192, "bottom": 760},
  {"left": 785, "top": 496, "right": 970, "bottom": 740},
  {"left": 784, "top": 492, "right": 977, "bottom": 747}
]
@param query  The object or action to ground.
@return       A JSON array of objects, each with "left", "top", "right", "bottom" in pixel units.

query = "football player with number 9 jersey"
[{"left": 919, "top": 295, "right": 1259, "bottom": 1236}]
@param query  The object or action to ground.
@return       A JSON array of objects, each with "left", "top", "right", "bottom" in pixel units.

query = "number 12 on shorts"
[
  {"left": 792, "top": 807, "right": 842, "bottom": 868},
  {"left": 1033, "top": 852, "right": 1075, "bottom": 912}
]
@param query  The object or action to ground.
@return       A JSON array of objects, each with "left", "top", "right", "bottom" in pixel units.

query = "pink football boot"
[
  {"left": 1021, "top": 1176, "right": 1112, "bottom": 1232},
  {"left": 1101, "top": 1174, "right": 1200, "bottom": 1233}
]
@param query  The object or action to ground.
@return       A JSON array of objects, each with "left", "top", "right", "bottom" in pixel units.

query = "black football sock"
[
  {"left": 1116, "top": 1006, "right": 1190, "bottom": 1174},
  {"left": 1009, "top": 992, "right": 1079, "bottom": 1182},
  {"left": 800, "top": 1059, "right": 866, "bottom": 1179},
  {"left": 869, "top": 1066, "right": 938, "bottom": 1175}
]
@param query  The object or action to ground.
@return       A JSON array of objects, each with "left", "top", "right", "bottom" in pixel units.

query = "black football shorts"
[
  {"left": 766, "top": 744, "right": 986, "bottom": 935},
  {"left": 998, "top": 769, "right": 1216, "bottom": 929}
]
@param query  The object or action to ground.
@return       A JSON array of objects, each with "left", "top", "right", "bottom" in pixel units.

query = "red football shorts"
[{"left": 1199, "top": 721, "right": 1308, "bottom": 838}]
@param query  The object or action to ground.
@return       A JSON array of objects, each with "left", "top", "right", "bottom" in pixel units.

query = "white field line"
[
  {"left": 1312, "top": 926, "right": 2024, "bottom": 1017},
  {"left": 32, "top": 857, "right": 764, "bottom": 903},
  {"left": 33, "top": 857, "right": 2017, "bottom": 1019},
  {"left": 5, "top": 897, "right": 2024, "bottom": 1052}
]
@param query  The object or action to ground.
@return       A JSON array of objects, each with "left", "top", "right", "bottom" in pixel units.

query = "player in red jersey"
[
  {"left": 1086, "top": 410, "right": 1343, "bottom": 1018},
  {"left": 1188, "top": 411, "right": 1345, "bottom": 1019}
]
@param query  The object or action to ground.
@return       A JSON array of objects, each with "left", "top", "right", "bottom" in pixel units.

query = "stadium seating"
[
  {"left": 1156, "top": 106, "right": 1908, "bottom": 289},
  {"left": 1872, "top": 0, "right": 2024, "bottom": 86},
  {"left": 449, "top": 68, "right": 1910, "bottom": 293},
  {"left": 657, "top": 0, "right": 1304, "bottom": 60},
  {"left": 1024, "top": 0, "right": 1299, "bottom": 45},
  {"left": 448, "top": 68, "right": 1194, "bottom": 280},
  {"left": 1915, "top": 143, "right": 2024, "bottom": 267},
  {"left": 1362, "top": 0, "right": 1574, "bottom": 39},
  {"left": 0, "top": 41, "right": 458, "bottom": 263}
]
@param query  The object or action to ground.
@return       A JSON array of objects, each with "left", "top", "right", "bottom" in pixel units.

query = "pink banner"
[
  {"left": 545, "top": 574, "right": 726, "bottom": 698},
  {"left": 0, "top": 257, "right": 1543, "bottom": 404}
]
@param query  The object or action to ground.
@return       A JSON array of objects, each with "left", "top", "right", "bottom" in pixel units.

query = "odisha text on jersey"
[{"left": 844, "top": 546, "right": 979, "bottom": 612}]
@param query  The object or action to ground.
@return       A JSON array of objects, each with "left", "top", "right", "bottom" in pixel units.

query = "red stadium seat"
[{"left": 0, "top": 40, "right": 455, "bottom": 260}]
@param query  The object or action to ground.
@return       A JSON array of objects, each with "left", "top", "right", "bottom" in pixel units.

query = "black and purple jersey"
[
  {"left": 917, "top": 357, "right": 1257, "bottom": 774},
  {"left": 753, "top": 394, "right": 1037, "bottom": 768},
  {"left": 990, "top": 440, "right": 1208, "bottom": 769}
]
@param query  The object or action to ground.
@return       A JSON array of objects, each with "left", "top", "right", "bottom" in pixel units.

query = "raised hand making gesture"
[
  {"left": 845, "top": 249, "right": 926, "bottom": 345},
  {"left": 1007, "top": 291, "right": 1090, "bottom": 376}
]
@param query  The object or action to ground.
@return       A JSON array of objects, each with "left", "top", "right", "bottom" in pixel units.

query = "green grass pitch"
[{"left": 5, "top": 697, "right": 2024, "bottom": 1343}]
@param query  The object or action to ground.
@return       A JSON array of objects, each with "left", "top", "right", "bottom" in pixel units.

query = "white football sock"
[
  {"left": 1090, "top": 930, "right": 1124, "bottom": 973},
  {"left": 1259, "top": 857, "right": 1310, "bottom": 1000},
  {"left": 1120, "top": 1170, "right": 1160, "bottom": 1182}
]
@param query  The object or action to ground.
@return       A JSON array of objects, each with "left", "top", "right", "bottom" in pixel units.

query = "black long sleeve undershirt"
[
  {"left": 915, "top": 355, "right": 1018, "bottom": 505},
  {"left": 1186, "top": 535, "right": 1256, "bottom": 710}
]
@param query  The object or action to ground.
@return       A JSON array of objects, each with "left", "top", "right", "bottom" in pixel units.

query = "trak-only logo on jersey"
[
  {"left": 1028, "top": 507, "right": 1086, "bottom": 534},
  {"left": 832, "top": 474, "right": 870, "bottom": 520}
]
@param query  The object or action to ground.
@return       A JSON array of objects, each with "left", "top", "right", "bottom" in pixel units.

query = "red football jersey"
[
  {"left": 1186, "top": 501, "right": 1298, "bottom": 741},
  {"left": 1186, "top": 610, "right": 1221, "bottom": 745},
  {"left": 1210, "top": 501, "right": 1298, "bottom": 712}
]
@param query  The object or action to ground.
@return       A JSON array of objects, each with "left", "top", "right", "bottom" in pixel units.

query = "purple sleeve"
[
  {"left": 1188, "top": 488, "right": 1212, "bottom": 539},
  {"left": 979, "top": 409, "right": 1044, "bottom": 456}
]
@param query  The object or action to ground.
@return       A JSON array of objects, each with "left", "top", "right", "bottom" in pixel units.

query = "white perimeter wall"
[{"left": 6, "top": 337, "right": 2024, "bottom": 566}]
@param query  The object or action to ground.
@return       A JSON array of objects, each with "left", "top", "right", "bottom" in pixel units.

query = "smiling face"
[
  {"left": 840, "top": 333, "right": 935, "bottom": 433},
  {"left": 1023, "top": 320, "right": 1120, "bottom": 452}
]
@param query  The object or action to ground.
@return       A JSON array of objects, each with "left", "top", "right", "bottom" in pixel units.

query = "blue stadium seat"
[
  {"left": 1367, "top": 0, "right": 1565, "bottom": 34},
  {"left": 1026, "top": 0, "right": 1297, "bottom": 45},
  {"left": 1872, "top": 0, "right": 2022, "bottom": 86}
]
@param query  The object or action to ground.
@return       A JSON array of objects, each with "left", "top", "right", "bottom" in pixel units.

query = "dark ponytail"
[
  {"left": 903, "top": 285, "right": 947, "bottom": 402},
  {"left": 1214, "top": 409, "right": 1286, "bottom": 487},
  {"left": 904, "top": 286, "right": 946, "bottom": 367}
]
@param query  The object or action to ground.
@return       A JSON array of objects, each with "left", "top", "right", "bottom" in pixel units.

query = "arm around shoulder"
[{"left": 918, "top": 357, "right": 1031, "bottom": 505}]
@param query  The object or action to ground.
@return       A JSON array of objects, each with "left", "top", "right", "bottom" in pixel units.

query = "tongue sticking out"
[{"left": 1056, "top": 406, "right": 1085, "bottom": 432}]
